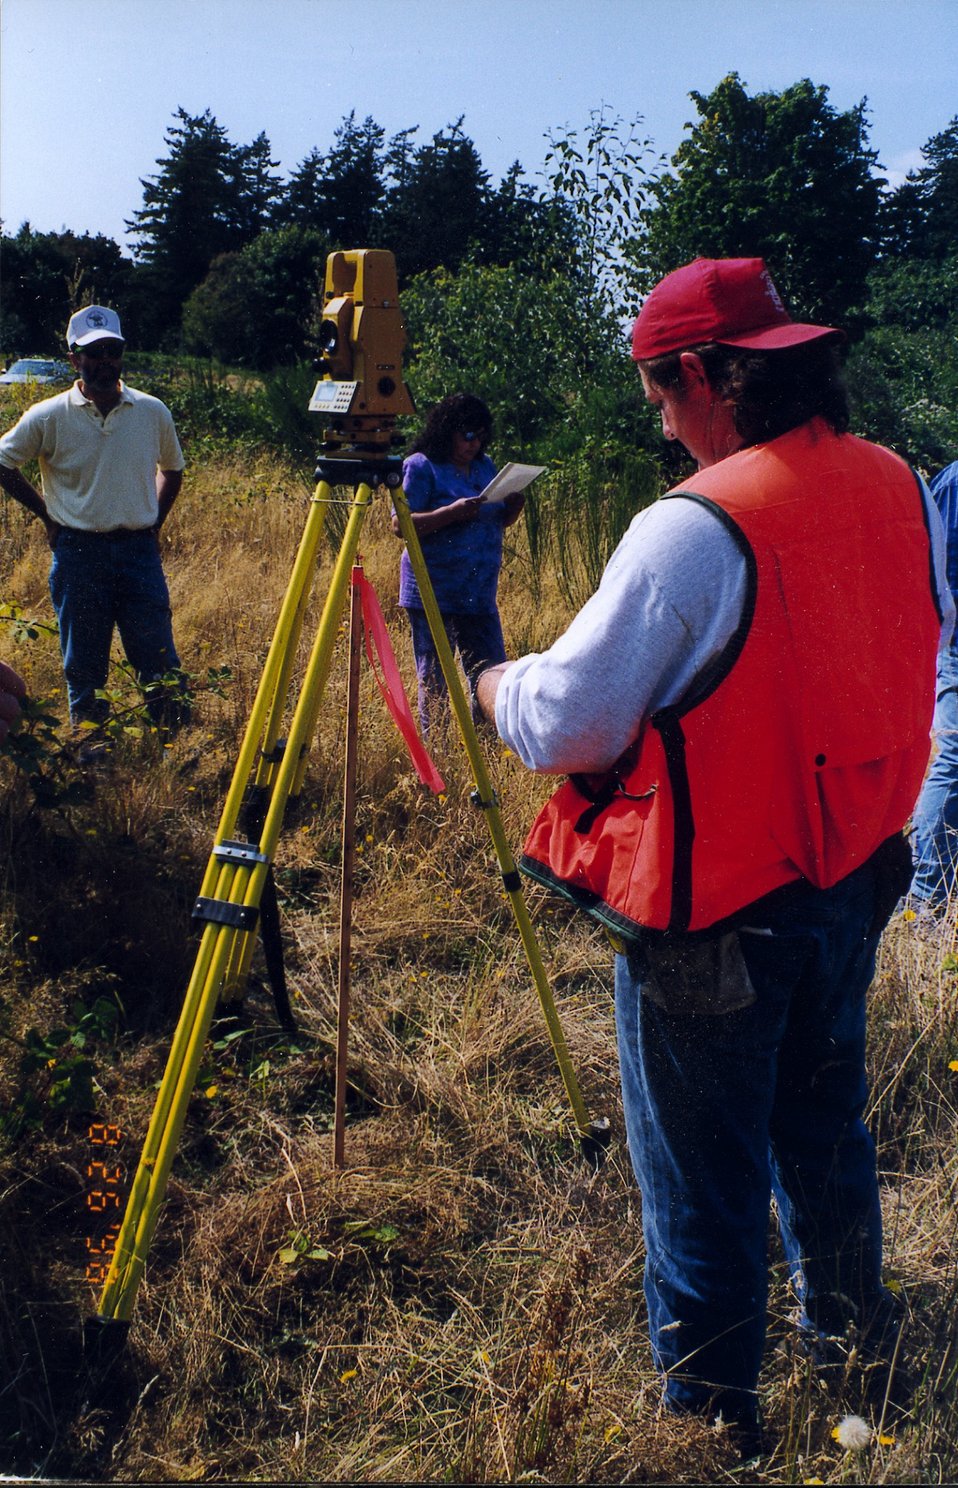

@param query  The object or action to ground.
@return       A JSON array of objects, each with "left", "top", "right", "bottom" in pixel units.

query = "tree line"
[
  {"left": 1, "top": 106, "right": 575, "bottom": 362},
  {"left": 2, "top": 77, "right": 956, "bottom": 467}
]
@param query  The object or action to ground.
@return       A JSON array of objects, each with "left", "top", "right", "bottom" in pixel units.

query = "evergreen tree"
[
  {"left": 278, "top": 147, "right": 327, "bottom": 229},
  {"left": 384, "top": 118, "right": 493, "bottom": 279},
  {"left": 920, "top": 117, "right": 958, "bottom": 256},
  {"left": 319, "top": 112, "right": 386, "bottom": 246},
  {"left": 274, "top": 114, "right": 386, "bottom": 246},
  {"left": 231, "top": 131, "right": 284, "bottom": 242},
  {"left": 858, "top": 117, "right": 958, "bottom": 469},
  {"left": 881, "top": 116, "right": 958, "bottom": 259},
  {"left": 383, "top": 126, "right": 419, "bottom": 199},
  {"left": 631, "top": 74, "right": 884, "bottom": 328},
  {"left": 484, "top": 161, "right": 580, "bottom": 280},
  {"left": 127, "top": 108, "right": 280, "bottom": 342}
]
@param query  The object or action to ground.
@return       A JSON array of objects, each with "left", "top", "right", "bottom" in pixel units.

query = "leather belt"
[{"left": 61, "top": 526, "right": 153, "bottom": 538}]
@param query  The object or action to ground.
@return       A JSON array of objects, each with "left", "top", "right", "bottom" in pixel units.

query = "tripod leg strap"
[{"left": 259, "top": 867, "right": 297, "bottom": 1034}]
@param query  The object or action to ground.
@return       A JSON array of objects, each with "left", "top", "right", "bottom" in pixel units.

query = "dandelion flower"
[
  {"left": 949, "top": 1060, "right": 958, "bottom": 1073},
  {"left": 832, "top": 1414, "right": 871, "bottom": 1450},
  {"left": 902, "top": 907, "right": 917, "bottom": 922}
]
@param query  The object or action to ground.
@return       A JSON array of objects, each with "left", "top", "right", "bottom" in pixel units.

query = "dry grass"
[{"left": 1, "top": 433, "right": 957, "bottom": 1483}]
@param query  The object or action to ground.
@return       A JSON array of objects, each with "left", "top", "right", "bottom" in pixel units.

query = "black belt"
[{"left": 61, "top": 526, "right": 154, "bottom": 538}]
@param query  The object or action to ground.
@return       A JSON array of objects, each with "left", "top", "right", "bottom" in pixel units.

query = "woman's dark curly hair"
[
  {"left": 409, "top": 393, "right": 493, "bottom": 463},
  {"left": 639, "top": 338, "right": 850, "bottom": 447}
]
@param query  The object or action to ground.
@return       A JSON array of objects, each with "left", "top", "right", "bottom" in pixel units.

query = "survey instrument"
[{"left": 88, "top": 251, "right": 608, "bottom": 1353}]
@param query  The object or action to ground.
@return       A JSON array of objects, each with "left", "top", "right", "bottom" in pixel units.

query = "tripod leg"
[
  {"left": 97, "top": 482, "right": 374, "bottom": 1325},
  {"left": 334, "top": 562, "right": 364, "bottom": 1167},
  {"left": 258, "top": 867, "right": 297, "bottom": 1034},
  {"left": 391, "top": 489, "right": 607, "bottom": 1164},
  {"left": 208, "top": 483, "right": 333, "bottom": 856},
  {"left": 236, "top": 795, "right": 295, "bottom": 1034},
  {"left": 204, "top": 480, "right": 374, "bottom": 1010},
  {"left": 214, "top": 490, "right": 337, "bottom": 1005}
]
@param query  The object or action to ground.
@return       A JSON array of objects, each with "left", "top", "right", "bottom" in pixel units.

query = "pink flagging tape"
[{"left": 354, "top": 570, "right": 445, "bottom": 794}]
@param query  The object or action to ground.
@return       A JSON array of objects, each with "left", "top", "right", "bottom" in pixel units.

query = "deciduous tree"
[
  {"left": 181, "top": 225, "right": 329, "bottom": 368},
  {"left": 0, "top": 224, "right": 131, "bottom": 353},
  {"left": 401, "top": 261, "right": 640, "bottom": 455},
  {"left": 542, "top": 106, "right": 660, "bottom": 312},
  {"left": 631, "top": 74, "right": 884, "bottom": 328}
]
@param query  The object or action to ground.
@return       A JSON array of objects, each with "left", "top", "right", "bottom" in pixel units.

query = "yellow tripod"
[{"left": 90, "top": 457, "right": 608, "bottom": 1344}]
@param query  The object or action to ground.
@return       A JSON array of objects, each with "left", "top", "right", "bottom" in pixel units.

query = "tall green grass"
[{"left": 522, "top": 443, "right": 662, "bottom": 609}]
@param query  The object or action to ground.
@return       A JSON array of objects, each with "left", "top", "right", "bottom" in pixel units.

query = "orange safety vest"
[{"left": 520, "top": 420, "right": 942, "bottom": 936}]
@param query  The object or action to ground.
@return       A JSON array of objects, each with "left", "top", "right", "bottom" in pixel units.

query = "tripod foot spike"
[
  {"left": 82, "top": 1314, "right": 131, "bottom": 1397},
  {"left": 579, "top": 1117, "right": 611, "bottom": 1171}
]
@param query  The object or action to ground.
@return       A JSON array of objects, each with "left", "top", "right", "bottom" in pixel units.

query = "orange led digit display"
[{"left": 84, "top": 1122, "right": 126, "bottom": 1287}]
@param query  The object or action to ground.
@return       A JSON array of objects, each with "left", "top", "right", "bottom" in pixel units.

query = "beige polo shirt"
[{"left": 0, "top": 382, "right": 185, "bottom": 530}]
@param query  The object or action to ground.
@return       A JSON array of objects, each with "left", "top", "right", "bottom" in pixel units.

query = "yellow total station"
[{"left": 310, "top": 248, "right": 416, "bottom": 454}]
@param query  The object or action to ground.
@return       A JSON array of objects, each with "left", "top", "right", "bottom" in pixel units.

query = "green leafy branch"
[{"left": 0, "top": 992, "right": 121, "bottom": 1142}]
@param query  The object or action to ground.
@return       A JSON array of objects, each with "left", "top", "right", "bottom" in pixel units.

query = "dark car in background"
[{"left": 0, "top": 357, "right": 72, "bottom": 385}]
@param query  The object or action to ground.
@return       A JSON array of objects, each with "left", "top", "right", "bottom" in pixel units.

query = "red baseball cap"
[{"left": 631, "top": 257, "right": 841, "bottom": 360}]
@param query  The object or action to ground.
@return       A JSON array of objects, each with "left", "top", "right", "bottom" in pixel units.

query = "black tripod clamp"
[{"left": 315, "top": 456, "right": 405, "bottom": 490}]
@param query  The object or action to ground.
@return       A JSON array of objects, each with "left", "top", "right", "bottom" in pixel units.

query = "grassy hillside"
[{"left": 1, "top": 399, "right": 957, "bottom": 1484}]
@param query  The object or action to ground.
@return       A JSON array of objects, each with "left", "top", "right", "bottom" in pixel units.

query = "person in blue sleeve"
[
  {"left": 910, "top": 458, "right": 958, "bottom": 907},
  {"left": 393, "top": 393, "right": 525, "bottom": 732}
]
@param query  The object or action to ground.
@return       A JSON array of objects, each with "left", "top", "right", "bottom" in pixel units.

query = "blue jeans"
[
  {"left": 614, "top": 854, "right": 895, "bottom": 1429},
  {"left": 405, "top": 606, "right": 506, "bottom": 733},
  {"left": 49, "top": 528, "right": 185, "bottom": 726},
  {"left": 910, "top": 648, "right": 958, "bottom": 904}
]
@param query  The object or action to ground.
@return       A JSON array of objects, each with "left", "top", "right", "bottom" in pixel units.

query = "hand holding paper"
[{"left": 478, "top": 462, "right": 547, "bottom": 505}]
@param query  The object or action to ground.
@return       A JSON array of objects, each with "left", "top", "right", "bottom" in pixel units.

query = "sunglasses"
[
  {"left": 459, "top": 428, "right": 487, "bottom": 443},
  {"left": 77, "top": 342, "right": 124, "bottom": 360}
]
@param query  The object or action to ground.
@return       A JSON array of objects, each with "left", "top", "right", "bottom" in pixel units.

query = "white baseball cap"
[{"left": 66, "top": 305, "right": 124, "bottom": 349}]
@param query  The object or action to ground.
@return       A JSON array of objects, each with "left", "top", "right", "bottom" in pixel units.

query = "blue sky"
[{"left": 2, "top": 0, "right": 956, "bottom": 249}]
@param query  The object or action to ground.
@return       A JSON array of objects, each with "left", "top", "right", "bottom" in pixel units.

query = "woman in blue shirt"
[{"left": 394, "top": 393, "right": 524, "bottom": 731}]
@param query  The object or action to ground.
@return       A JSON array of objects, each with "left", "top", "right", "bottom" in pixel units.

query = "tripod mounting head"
[
  {"left": 314, "top": 455, "right": 404, "bottom": 490},
  {"left": 309, "top": 249, "right": 415, "bottom": 458}
]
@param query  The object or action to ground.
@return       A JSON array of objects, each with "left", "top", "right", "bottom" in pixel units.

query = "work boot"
[
  {"left": 798, "top": 1289, "right": 913, "bottom": 1418},
  {"left": 69, "top": 717, "right": 113, "bottom": 766}
]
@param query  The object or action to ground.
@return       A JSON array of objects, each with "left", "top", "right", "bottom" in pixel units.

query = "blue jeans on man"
[
  {"left": 910, "top": 646, "right": 958, "bottom": 905},
  {"left": 49, "top": 528, "right": 187, "bottom": 727},
  {"left": 405, "top": 606, "right": 506, "bottom": 733},
  {"left": 614, "top": 849, "right": 900, "bottom": 1432}
]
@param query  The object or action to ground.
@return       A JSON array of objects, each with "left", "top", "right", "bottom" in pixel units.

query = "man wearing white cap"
[
  {"left": 0, "top": 305, "right": 188, "bottom": 740},
  {"left": 477, "top": 258, "right": 952, "bottom": 1449}
]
